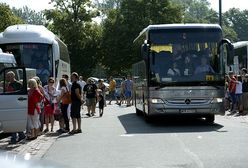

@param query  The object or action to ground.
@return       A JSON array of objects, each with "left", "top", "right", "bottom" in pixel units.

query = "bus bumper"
[{"left": 149, "top": 102, "right": 225, "bottom": 116}]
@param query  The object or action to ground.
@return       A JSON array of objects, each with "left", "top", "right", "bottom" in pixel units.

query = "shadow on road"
[{"left": 118, "top": 113, "right": 224, "bottom": 134}]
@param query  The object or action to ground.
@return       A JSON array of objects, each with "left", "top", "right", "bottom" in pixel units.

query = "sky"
[{"left": 0, "top": 0, "right": 247, "bottom": 12}]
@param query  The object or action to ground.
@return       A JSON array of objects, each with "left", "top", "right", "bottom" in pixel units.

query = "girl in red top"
[
  {"left": 228, "top": 72, "right": 237, "bottom": 113},
  {"left": 27, "top": 79, "right": 43, "bottom": 140}
]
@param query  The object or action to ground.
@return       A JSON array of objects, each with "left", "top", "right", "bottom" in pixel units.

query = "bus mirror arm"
[
  {"left": 141, "top": 43, "right": 150, "bottom": 61},
  {"left": 218, "top": 38, "right": 234, "bottom": 66}
]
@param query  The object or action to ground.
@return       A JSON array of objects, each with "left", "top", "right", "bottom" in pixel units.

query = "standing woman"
[
  {"left": 57, "top": 78, "right": 70, "bottom": 132},
  {"left": 98, "top": 79, "right": 106, "bottom": 106},
  {"left": 27, "top": 79, "right": 43, "bottom": 140},
  {"left": 32, "top": 76, "right": 45, "bottom": 132},
  {"left": 43, "top": 77, "right": 56, "bottom": 132}
]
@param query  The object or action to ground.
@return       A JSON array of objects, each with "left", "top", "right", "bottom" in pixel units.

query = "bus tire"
[
  {"left": 136, "top": 108, "right": 143, "bottom": 116},
  {"left": 205, "top": 115, "right": 215, "bottom": 123}
]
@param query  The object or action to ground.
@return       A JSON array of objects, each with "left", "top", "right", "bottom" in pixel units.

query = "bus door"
[{"left": 0, "top": 67, "right": 27, "bottom": 133}]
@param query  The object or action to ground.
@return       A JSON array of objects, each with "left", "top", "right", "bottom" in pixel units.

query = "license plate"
[{"left": 180, "top": 109, "right": 196, "bottom": 113}]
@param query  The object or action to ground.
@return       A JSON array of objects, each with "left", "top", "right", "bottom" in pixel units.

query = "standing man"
[
  {"left": 78, "top": 76, "right": 86, "bottom": 90},
  {"left": 108, "top": 76, "right": 116, "bottom": 105},
  {"left": 124, "top": 75, "right": 133, "bottom": 107},
  {"left": 83, "top": 78, "right": 98, "bottom": 116},
  {"left": 69, "top": 72, "right": 83, "bottom": 134}
]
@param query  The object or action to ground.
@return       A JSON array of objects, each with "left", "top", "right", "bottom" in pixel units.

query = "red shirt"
[
  {"left": 228, "top": 77, "right": 236, "bottom": 93},
  {"left": 28, "top": 88, "right": 43, "bottom": 115}
]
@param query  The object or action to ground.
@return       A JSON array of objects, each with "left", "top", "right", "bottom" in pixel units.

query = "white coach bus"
[
  {"left": 0, "top": 24, "right": 70, "bottom": 85},
  {"left": 230, "top": 41, "right": 248, "bottom": 74},
  {"left": 133, "top": 24, "right": 233, "bottom": 123}
]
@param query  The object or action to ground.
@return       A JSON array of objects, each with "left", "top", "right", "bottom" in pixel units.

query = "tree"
[
  {"left": 224, "top": 8, "right": 248, "bottom": 41},
  {"left": 101, "top": 0, "right": 182, "bottom": 75},
  {"left": 0, "top": 3, "right": 23, "bottom": 32},
  {"left": 12, "top": 6, "right": 46, "bottom": 25},
  {"left": 45, "top": 0, "right": 100, "bottom": 76},
  {"left": 172, "top": 0, "right": 238, "bottom": 41},
  {"left": 172, "top": 0, "right": 218, "bottom": 23}
]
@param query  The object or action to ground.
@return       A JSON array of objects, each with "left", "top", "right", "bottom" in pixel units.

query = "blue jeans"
[
  {"left": 229, "top": 92, "right": 236, "bottom": 111},
  {"left": 11, "top": 132, "right": 25, "bottom": 143}
]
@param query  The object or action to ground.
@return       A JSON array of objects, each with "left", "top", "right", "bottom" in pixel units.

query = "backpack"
[{"left": 62, "top": 87, "right": 71, "bottom": 104}]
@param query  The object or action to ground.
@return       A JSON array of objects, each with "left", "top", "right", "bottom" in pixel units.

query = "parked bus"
[
  {"left": 0, "top": 24, "right": 70, "bottom": 85},
  {"left": 0, "top": 49, "right": 16, "bottom": 70},
  {"left": 231, "top": 41, "right": 248, "bottom": 74},
  {"left": 133, "top": 24, "right": 233, "bottom": 123}
]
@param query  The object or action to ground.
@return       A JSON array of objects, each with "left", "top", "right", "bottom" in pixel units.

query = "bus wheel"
[
  {"left": 136, "top": 108, "right": 143, "bottom": 116},
  {"left": 205, "top": 115, "right": 215, "bottom": 123}
]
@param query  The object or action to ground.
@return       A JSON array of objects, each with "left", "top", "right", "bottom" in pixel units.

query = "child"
[{"left": 98, "top": 89, "right": 104, "bottom": 117}]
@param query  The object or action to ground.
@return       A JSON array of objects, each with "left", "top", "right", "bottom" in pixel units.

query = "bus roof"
[
  {"left": 134, "top": 23, "right": 221, "bottom": 43},
  {"left": 0, "top": 24, "right": 58, "bottom": 44},
  {"left": 233, "top": 41, "right": 248, "bottom": 49}
]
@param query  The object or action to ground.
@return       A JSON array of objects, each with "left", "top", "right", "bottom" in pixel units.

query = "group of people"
[
  {"left": 108, "top": 76, "right": 134, "bottom": 107},
  {"left": 225, "top": 68, "right": 248, "bottom": 116},
  {"left": 7, "top": 72, "right": 134, "bottom": 144}
]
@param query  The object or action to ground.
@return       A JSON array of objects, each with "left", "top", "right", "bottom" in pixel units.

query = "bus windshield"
[
  {"left": 148, "top": 29, "right": 224, "bottom": 86},
  {"left": 1, "top": 43, "right": 53, "bottom": 85}
]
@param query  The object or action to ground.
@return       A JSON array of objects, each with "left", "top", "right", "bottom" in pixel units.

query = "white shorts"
[{"left": 27, "top": 109, "right": 40, "bottom": 129}]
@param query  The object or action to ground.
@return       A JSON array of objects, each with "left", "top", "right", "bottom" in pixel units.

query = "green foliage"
[
  {"left": 171, "top": 0, "right": 238, "bottom": 42},
  {"left": 0, "top": 3, "right": 23, "bottom": 32},
  {"left": 45, "top": 0, "right": 101, "bottom": 76},
  {"left": 101, "top": 0, "right": 182, "bottom": 75},
  {"left": 12, "top": 6, "right": 46, "bottom": 25},
  {"left": 223, "top": 8, "right": 248, "bottom": 41},
  {"left": 172, "top": 0, "right": 216, "bottom": 23}
]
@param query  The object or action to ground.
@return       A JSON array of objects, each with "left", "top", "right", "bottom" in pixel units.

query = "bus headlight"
[
  {"left": 212, "top": 98, "right": 223, "bottom": 103},
  {"left": 151, "top": 98, "right": 164, "bottom": 104}
]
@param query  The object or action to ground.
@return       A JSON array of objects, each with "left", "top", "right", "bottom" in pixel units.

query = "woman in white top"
[{"left": 43, "top": 77, "right": 56, "bottom": 132}]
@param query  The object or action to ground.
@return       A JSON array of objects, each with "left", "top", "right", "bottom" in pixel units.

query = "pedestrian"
[
  {"left": 108, "top": 76, "right": 116, "bottom": 105},
  {"left": 228, "top": 71, "right": 237, "bottom": 114},
  {"left": 57, "top": 78, "right": 71, "bottom": 132},
  {"left": 32, "top": 76, "right": 45, "bottom": 133},
  {"left": 78, "top": 76, "right": 86, "bottom": 90},
  {"left": 43, "top": 77, "right": 56, "bottom": 132},
  {"left": 235, "top": 75, "right": 243, "bottom": 115},
  {"left": 124, "top": 75, "right": 133, "bottom": 107},
  {"left": 62, "top": 74, "right": 72, "bottom": 120},
  {"left": 118, "top": 76, "right": 126, "bottom": 106},
  {"left": 224, "top": 75, "right": 231, "bottom": 111},
  {"left": 242, "top": 74, "right": 248, "bottom": 114},
  {"left": 69, "top": 72, "right": 83, "bottom": 134},
  {"left": 97, "top": 89, "right": 104, "bottom": 117},
  {"left": 78, "top": 76, "right": 86, "bottom": 105},
  {"left": 240, "top": 68, "right": 247, "bottom": 81},
  {"left": 83, "top": 78, "right": 98, "bottom": 117},
  {"left": 98, "top": 79, "right": 107, "bottom": 106},
  {"left": 27, "top": 79, "right": 43, "bottom": 140}
]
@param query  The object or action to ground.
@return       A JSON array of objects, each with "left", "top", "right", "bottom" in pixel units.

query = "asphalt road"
[{"left": 43, "top": 104, "right": 248, "bottom": 168}]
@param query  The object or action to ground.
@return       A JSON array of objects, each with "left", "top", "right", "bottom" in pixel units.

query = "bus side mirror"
[
  {"left": 141, "top": 43, "right": 149, "bottom": 61},
  {"left": 218, "top": 39, "right": 234, "bottom": 66}
]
